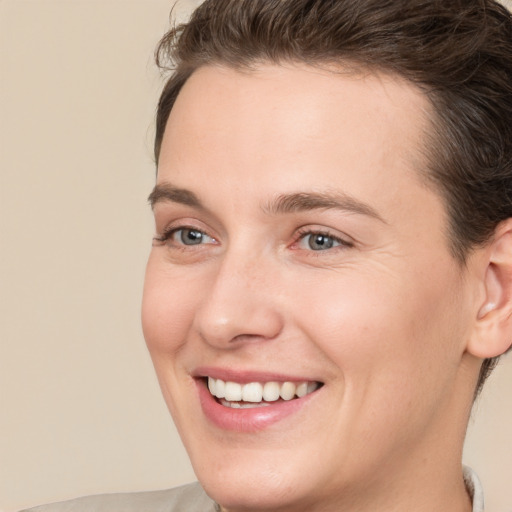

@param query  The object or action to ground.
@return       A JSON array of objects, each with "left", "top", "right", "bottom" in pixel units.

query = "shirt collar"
[{"left": 464, "top": 466, "right": 485, "bottom": 512}]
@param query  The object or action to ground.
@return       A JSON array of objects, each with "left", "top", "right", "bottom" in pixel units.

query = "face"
[{"left": 142, "top": 64, "right": 477, "bottom": 511}]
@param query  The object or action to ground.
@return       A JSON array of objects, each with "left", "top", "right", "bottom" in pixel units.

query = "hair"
[{"left": 153, "top": 0, "right": 512, "bottom": 395}]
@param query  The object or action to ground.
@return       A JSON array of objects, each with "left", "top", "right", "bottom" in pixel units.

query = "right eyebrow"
[{"left": 148, "top": 183, "right": 204, "bottom": 210}]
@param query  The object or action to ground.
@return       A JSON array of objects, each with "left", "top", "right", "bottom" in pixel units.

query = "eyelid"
[
  {"left": 153, "top": 223, "right": 217, "bottom": 246},
  {"left": 291, "top": 226, "right": 354, "bottom": 251}
]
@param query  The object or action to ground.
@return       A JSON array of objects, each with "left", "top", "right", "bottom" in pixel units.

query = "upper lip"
[{"left": 192, "top": 366, "right": 323, "bottom": 384}]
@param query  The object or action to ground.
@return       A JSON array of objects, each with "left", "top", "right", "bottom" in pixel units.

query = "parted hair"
[{"left": 154, "top": 0, "right": 512, "bottom": 394}]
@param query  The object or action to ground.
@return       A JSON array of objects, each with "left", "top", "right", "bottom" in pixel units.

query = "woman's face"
[{"left": 142, "top": 64, "right": 476, "bottom": 511}]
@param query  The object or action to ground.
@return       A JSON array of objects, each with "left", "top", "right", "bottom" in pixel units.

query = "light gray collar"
[{"left": 464, "top": 466, "right": 485, "bottom": 512}]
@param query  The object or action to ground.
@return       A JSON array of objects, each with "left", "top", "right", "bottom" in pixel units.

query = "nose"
[{"left": 193, "top": 252, "right": 284, "bottom": 348}]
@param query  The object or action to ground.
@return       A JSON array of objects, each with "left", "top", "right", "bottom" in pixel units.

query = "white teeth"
[
  {"left": 280, "top": 381, "right": 296, "bottom": 401},
  {"left": 224, "top": 381, "right": 242, "bottom": 401},
  {"left": 242, "top": 382, "right": 263, "bottom": 402},
  {"left": 207, "top": 377, "right": 320, "bottom": 406},
  {"left": 220, "top": 399, "right": 271, "bottom": 409},
  {"left": 215, "top": 378, "right": 225, "bottom": 399},
  {"left": 208, "top": 377, "right": 215, "bottom": 395},
  {"left": 262, "top": 381, "right": 280, "bottom": 402},
  {"left": 295, "top": 382, "right": 308, "bottom": 398}
]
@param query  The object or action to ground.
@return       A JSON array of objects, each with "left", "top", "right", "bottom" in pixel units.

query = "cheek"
[
  {"left": 294, "top": 264, "right": 464, "bottom": 398},
  {"left": 294, "top": 268, "right": 468, "bottom": 466},
  {"left": 141, "top": 254, "right": 201, "bottom": 356},
  {"left": 141, "top": 256, "right": 204, "bottom": 425}
]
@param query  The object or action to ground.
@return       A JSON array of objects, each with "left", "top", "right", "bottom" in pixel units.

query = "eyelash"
[
  {"left": 153, "top": 226, "right": 213, "bottom": 246},
  {"left": 154, "top": 225, "right": 353, "bottom": 253}
]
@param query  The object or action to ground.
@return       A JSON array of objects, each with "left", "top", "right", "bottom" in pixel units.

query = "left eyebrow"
[
  {"left": 263, "top": 191, "right": 387, "bottom": 223},
  {"left": 148, "top": 183, "right": 204, "bottom": 210}
]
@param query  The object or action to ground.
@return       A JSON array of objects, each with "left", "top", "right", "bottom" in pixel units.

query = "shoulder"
[{"left": 20, "top": 482, "right": 217, "bottom": 512}]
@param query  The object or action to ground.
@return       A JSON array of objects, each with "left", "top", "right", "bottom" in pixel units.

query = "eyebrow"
[
  {"left": 148, "top": 183, "right": 203, "bottom": 210},
  {"left": 263, "top": 191, "right": 387, "bottom": 223},
  {"left": 148, "top": 182, "right": 386, "bottom": 223}
]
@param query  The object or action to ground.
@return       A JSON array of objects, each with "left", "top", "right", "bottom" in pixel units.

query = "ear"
[{"left": 467, "top": 219, "right": 512, "bottom": 359}]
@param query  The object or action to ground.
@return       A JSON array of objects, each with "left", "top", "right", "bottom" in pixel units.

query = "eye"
[
  {"left": 296, "top": 231, "right": 351, "bottom": 251},
  {"left": 174, "top": 228, "right": 211, "bottom": 246},
  {"left": 154, "top": 227, "right": 216, "bottom": 247}
]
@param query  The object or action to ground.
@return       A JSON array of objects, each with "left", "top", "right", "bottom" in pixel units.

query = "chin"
[
  {"left": 186, "top": 437, "right": 341, "bottom": 512},
  {"left": 198, "top": 466, "right": 312, "bottom": 512}
]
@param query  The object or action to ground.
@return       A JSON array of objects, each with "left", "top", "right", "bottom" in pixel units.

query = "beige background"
[{"left": 0, "top": 1, "right": 511, "bottom": 511}]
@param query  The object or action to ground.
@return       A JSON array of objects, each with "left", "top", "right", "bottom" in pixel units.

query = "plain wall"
[{"left": 0, "top": 1, "right": 511, "bottom": 511}]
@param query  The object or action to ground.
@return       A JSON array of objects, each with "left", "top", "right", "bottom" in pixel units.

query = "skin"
[{"left": 142, "top": 63, "right": 498, "bottom": 512}]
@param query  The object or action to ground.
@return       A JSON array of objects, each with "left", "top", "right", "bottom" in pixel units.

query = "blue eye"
[
  {"left": 298, "top": 232, "right": 346, "bottom": 251},
  {"left": 175, "top": 228, "right": 207, "bottom": 245},
  {"left": 154, "top": 227, "right": 216, "bottom": 247}
]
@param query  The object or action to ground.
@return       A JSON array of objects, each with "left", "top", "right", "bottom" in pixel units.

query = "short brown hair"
[{"left": 153, "top": 0, "right": 512, "bottom": 394}]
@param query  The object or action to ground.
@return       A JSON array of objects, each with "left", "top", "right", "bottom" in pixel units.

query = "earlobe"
[{"left": 468, "top": 219, "right": 512, "bottom": 359}]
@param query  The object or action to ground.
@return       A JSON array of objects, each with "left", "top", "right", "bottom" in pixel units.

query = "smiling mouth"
[{"left": 206, "top": 377, "right": 322, "bottom": 409}]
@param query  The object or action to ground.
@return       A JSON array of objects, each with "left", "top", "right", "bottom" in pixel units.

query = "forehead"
[
  {"left": 158, "top": 64, "right": 437, "bottom": 220},
  {"left": 159, "top": 63, "right": 431, "bottom": 182}
]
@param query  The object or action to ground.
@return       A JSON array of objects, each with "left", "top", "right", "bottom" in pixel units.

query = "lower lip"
[{"left": 196, "top": 380, "right": 317, "bottom": 432}]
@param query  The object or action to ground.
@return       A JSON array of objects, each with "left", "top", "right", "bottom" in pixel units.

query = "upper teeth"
[{"left": 208, "top": 377, "right": 319, "bottom": 403}]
